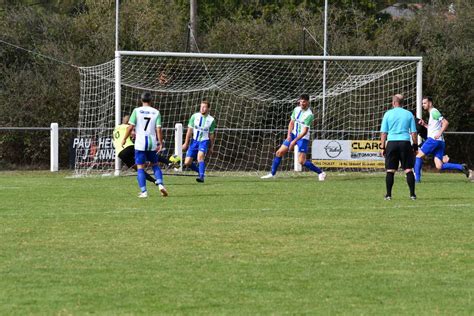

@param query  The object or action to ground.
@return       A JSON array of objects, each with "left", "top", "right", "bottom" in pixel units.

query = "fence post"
[{"left": 50, "top": 123, "right": 59, "bottom": 172}]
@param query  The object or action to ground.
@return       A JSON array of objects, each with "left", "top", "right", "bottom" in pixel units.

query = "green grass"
[{"left": 0, "top": 171, "right": 472, "bottom": 315}]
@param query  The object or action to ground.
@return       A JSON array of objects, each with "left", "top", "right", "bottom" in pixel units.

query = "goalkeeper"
[{"left": 261, "top": 94, "right": 326, "bottom": 180}]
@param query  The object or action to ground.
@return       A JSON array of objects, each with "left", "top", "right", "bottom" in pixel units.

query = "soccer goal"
[{"left": 74, "top": 51, "right": 422, "bottom": 177}]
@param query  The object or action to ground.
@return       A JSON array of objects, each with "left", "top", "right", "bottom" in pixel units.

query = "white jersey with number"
[
  {"left": 128, "top": 106, "right": 162, "bottom": 151},
  {"left": 427, "top": 107, "right": 444, "bottom": 142}
]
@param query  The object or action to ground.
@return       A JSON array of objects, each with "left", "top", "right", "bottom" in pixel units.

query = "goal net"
[{"left": 74, "top": 52, "right": 421, "bottom": 176}]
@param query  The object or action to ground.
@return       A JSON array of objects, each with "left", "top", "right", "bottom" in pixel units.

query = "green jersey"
[
  {"left": 112, "top": 124, "right": 134, "bottom": 155},
  {"left": 188, "top": 113, "right": 216, "bottom": 141},
  {"left": 129, "top": 106, "right": 162, "bottom": 151},
  {"left": 290, "top": 106, "right": 314, "bottom": 140}
]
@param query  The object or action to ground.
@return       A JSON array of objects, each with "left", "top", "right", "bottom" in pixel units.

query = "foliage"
[{"left": 0, "top": 0, "right": 472, "bottom": 168}]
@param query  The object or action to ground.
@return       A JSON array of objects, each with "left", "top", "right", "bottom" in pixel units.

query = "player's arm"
[
  {"left": 380, "top": 112, "right": 388, "bottom": 151},
  {"left": 286, "top": 120, "right": 295, "bottom": 141},
  {"left": 182, "top": 127, "right": 193, "bottom": 151},
  {"left": 183, "top": 114, "right": 195, "bottom": 151},
  {"left": 409, "top": 116, "right": 418, "bottom": 152},
  {"left": 434, "top": 118, "right": 449, "bottom": 139},
  {"left": 208, "top": 120, "right": 217, "bottom": 155},
  {"left": 156, "top": 126, "right": 164, "bottom": 151}
]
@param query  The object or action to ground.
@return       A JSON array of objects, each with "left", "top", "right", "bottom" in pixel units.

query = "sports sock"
[
  {"left": 414, "top": 157, "right": 423, "bottom": 181},
  {"left": 137, "top": 168, "right": 147, "bottom": 192},
  {"left": 386, "top": 172, "right": 394, "bottom": 197},
  {"left": 190, "top": 162, "right": 199, "bottom": 173},
  {"left": 303, "top": 160, "right": 322, "bottom": 174},
  {"left": 198, "top": 161, "right": 205, "bottom": 179},
  {"left": 145, "top": 172, "right": 156, "bottom": 183},
  {"left": 152, "top": 165, "right": 163, "bottom": 185},
  {"left": 271, "top": 156, "right": 282, "bottom": 175},
  {"left": 406, "top": 171, "right": 416, "bottom": 197},
  {"left": 441, "top": 162, "right": 463, "bottom": 171}
]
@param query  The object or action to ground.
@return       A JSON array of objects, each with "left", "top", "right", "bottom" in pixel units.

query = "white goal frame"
[{"left": 113, "top": 51, "right": 423, "bottom": 176}]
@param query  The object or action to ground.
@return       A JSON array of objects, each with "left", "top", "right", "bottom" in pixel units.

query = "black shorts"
[
  {"left": 385, "top": 141, "right": 415, "bottom": 170},
  {"left": 118, "top": 145, "right": 135, "bottom": 168}
]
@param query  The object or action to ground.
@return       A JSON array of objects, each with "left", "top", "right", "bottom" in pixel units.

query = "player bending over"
[
  {"left": 414, "top": 96, "right": 472, "bottom": 182},
  {"left": 261, "top": 94, "right": 326, "bottom": 180},
  {"left": 182, "top": 100, "right": 216, "bottom": 183},
  {"left": 122, "top": 92, "right": 168, "bottom": 198}
]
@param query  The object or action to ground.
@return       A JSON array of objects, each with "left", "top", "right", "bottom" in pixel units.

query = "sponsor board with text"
[{"left": 312, "top": 139, "right": 384, "bottom": 168}]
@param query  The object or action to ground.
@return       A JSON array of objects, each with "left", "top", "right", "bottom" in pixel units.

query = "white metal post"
[
  {"left": 322, "top": 0, "right": 328, "bottom": 136},
  {"left": 114, "top": 51, "right": 122, "bottom": 176},
  {"left": 416, "top": 60, "right": 423, "bottom": 119},
  {"left": 115, "top": 0, "right": 119, "bottom": 51},
  {"left": 174, "top": 123, "right": 183, "bottom": 171},
  {"left": 294, "top": 146, "right": 302, "bottom": 171},
  {"left": 416, "top": 59, "right": 423, "bottom": 145},
  {"left": 50, "top": 123, "right": 58, "bottom": 172}
]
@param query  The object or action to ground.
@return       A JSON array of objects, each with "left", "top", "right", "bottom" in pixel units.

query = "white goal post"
[{"left": 74, "top": 51, "right": 422, "bottom": 177}]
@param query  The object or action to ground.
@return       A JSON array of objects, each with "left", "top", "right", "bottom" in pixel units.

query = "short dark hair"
[
  {"left": 141, "top": 91, "right": 152, "bottom": 103},
  {"left": 423, "top": 96, "right": 433, "bottom": 102},
  {"left": 300, "top": 94, "right": 310, "bottom": 101},
  {"left": 201, "top": 99, "right": 210, "bottom": 107}
]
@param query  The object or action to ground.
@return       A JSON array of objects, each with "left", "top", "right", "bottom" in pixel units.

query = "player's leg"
[
  {"left": 298, "top": 139, "right": 325, "bottom": 180},
  {"left": 261, "top": 136, "right": 293, "bottom": 178},
  {"left": 400, "top": 141, "right": 416, "bottom": 199},
  {"left": 196, "top": 140, "right": 210, "bottom": 183},
  {"left": 384, "top": 142, "right": 399, "bottom": 200},
  {"left": 135, "top": 150, "right": 148, "bottom": 197},
  {"left": 147, "top": 151, "right": 168, "bottom": 197},
  {"left": 436, "top": 142, "right": 468, "bottom": 176},
  {"left": 120, "top": 146, "right": 156, "bottom": 183},
  {"left": 184, "top": 141, "right": 199, "bottom": 173},
  {"left": 415, "top": 138, "right": 435, "bottom": 182}
]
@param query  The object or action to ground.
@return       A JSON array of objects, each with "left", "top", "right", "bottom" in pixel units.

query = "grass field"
[{"left": 0, "top": 171, "right": 472, "bottom": 314}]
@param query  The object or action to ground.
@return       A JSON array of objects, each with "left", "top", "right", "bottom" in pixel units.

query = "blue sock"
[
  {"left": 198, "top": 161, "right": 205, "bottom": 179},
  {"left": 152, "top": 165, "right": 163, "bottom": 184},
  {"left": 271, "top": 157, "right": 282, "bottom": 175},
  {"left": 137, "top": 169, "right": 147, "bottom": 192},
  {"left": 190, "top": 162, "right": 199, "bottom": 173},
  {"left": 415, "top": 157, "right": 423, "bottom": 182},
  {"left": 304, "top": 160, "right": 322, "bottom": 174},
  {"left": 441, "top": 162, "right": 463, "bottom": 171}
]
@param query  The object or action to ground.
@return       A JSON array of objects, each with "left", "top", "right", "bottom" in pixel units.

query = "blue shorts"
[
  {"left": 282, "top": 133, "right": 309, "bottom": 153},
  {"left": 186, "top": 139, "right": 210, "bottom": 159},
  {"left": 420, "top": 137, "right": 445, "bottom": 160},
  {"left": 135, "top": 150, "right": 158, "bottom": 165}
]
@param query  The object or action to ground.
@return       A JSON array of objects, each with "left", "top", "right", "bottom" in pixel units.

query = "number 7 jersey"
[{"left": 128, "top": 106, "right": 162, "bottom": 151}]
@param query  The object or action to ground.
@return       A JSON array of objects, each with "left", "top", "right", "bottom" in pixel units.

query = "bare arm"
[
  {"left": 182, "top": 127, "right": 193, "bottom": 151},
  {"left": 288, "top": 126, "right": 308, "bottom": 151},
  {"left": 209, "top": 132, "right": 215, "bottom": 155},
  {"left": 380, "top": 132, "right": 387, "bottom": 154},
  {"left": 156, "top": 127, "right": 163, "bottom": 151},
  {"left": 434, "top": 118, "right": 449, "bottom": 139},
  {"left": 287, "top": 120, "right": 295, "bottom": 141}
]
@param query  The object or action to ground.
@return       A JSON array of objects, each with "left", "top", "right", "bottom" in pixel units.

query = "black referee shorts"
[
  {"left": 118, "top": 145, "right": 135, "bottom": 168},
  {"left": 385, "top": 141, "right": 415, "bottom": 170}
]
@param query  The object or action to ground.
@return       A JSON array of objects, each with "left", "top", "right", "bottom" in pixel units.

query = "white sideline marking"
[{"left": 0, "top": 203, "right": 471, "bottom": 217}]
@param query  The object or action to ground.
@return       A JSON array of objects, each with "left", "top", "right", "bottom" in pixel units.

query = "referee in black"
[{"left": 380, "top": 94, "right": 418, "bottom": 200}]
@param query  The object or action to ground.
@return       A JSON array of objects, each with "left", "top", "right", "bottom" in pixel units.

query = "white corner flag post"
[
  {"left": 174, "top": 123, "right": 183, "bottom": 171},
  {"left": 50, "top": 123, "right": 59, "bottom": 172}
]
